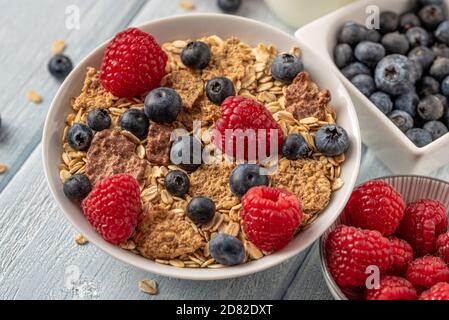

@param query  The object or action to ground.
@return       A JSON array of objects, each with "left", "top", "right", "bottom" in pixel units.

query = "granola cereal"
[{"left": 59, "top": 33, "right": 347, "bottom": 268}]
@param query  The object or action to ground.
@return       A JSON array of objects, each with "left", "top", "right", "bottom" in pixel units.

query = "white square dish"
[{"left": 295, "top": 0, "right": 449, "bottom": 175}]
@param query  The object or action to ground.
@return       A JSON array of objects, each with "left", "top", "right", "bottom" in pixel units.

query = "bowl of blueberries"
[{"left": 296, "top": 0, "right": 449, "bottom": 175}]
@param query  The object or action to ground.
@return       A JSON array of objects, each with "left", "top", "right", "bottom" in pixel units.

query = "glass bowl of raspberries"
[
  {"left": 295, "top": 0, "right": 449, "bottom": 175},
  {"left": 320, "top": 175, "right": 449, "bottom": 300}
]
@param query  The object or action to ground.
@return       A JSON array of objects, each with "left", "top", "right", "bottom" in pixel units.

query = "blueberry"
[
  {"left": 217, "top": 0, "right": 241, "bottom": 13},
  {"left": 338, "top": 22, "right": 367, "bottom": 46},
  {"left": 394, "top": 91, "right": 420, "bottom": 117},
  {"left": 400, "top": 12, "right": 422, "bottom": 31},
  {"left": 271, "top": 53, "right": 304, "bottom": 83},
  {"left": 406, "top": 27, "right": 432, "bottom": 47},
  {"left": 380, "top": 11, "right": 400, "bottom": 34},
  {"left": 388, "top": 110, "right": 415, "bottom": 132},
  {"left": 418, "top": 95, "right": 445, "bottom": 120},
  {"left": 417, "top": 75, "right": 440, "bottom": 96},
  {"left": 63, "top": 174, "right": 92, "bottom": 201},
  {"left": 164, "top": 170, "right": 190, "bottom": 197},
  {"left": 206, "top": 77, "right": 235, "bottom": 105},
  {"left": 406, "top": 128, "right": 433, "bottom": 147},
  {"left": 381, "top": 33, "right": 410, "bottom": 55},
  {"left": 423, "top": 120, "right": 448, "bottom": 139},
  {"left": 354, "top": 41, "right": 386, "bottom": 67},
  {"left": 370, "top": 92, "right": 393, "bottom": 114},
  {"left": 209, "top": 234, "right": 245, "bottom": 266},
  {"left": 435, "top": 21, "right": 449, "bottom": 45},
  {"left": 282, "top": 133, "right": 311, "bottom": 160},
  {"left": 229, "top": 164, "right": 269, "bottom": 198},
  {"left": 375, "top": 55, "right": 414, "bottom": 95},
  {"left": 419, "top": 5, "right": 445, "bottom": 30},
  {"left": 48, "top": 54, "right": 73, "bottom": 80},
  {"left": 181, "top": 41, "right": 211, "bottom": 69},
  {"left": 67, "top": 123, "right": 93, "bottom": 151},
  {"left": 119, "top": 109, "right": 149, "bottom": 139},
  {"left": 351, "top": 74, "right": 375, "bottom": 97},
  {"left": 315, "top": 124, "right": 350, "bottom": 156},
  {"left": 170, "top": 135, "right": 203, "bottom": 172},
  {"left": 432, "top": 43, "right": 449, "bottom": 57},
  {"left": 418, "top": 0, "right": 443, "bottom": 6},
  {"left": 430, "top": 57, "right": 449, "bottom": 80},
  {"left": 86, "top": 109, "right": 111, "bottom": 131},
  {"left": 334, "top": 43, "right": 354, "bottom": 68},
  {"left": 187, "top": 196, "right": 216, "bottom": 224},
  {"left": 341, "top": 62, "right": 371, "bottom": 79},
  {"left": 408, "top": 46, "right": 436, "bottom": 69},
  {"left": 144, "top": 87, "right": 182, "bottom": 124}
]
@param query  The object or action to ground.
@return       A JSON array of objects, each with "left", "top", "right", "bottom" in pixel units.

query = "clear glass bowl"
[{"left": 320, "top": 175, "right": 449, "bottom": 300}]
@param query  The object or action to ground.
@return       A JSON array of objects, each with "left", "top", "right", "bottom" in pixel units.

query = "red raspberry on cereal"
[
  {"left": 100, "top": 28, "right": 167, "bottom": 98},
  {"left": 82, "top": 174, "right": 141, "bottom": 245},
  {"left": 397, "top": 199, "right": 448, "bottom": 256},
  {"left": 241, "top": 187, "right": 302, "bottom": 253},
  {"left": 419, "top": 282, "right": 449, "bottom": 300},
  {"left": 214, "top": 96, "right": 284, "bottom": 161},
  {"left": 406, "top": 256, "right": 449, "bottom": 289},
  {"left": 365, "top": 276, "right": 417, "bottom": 300},
  {"left": 344, "top": 180, "right": 405, "bottom": 236},
  {"left": 389, "top": 236, "right": 414, "bottom": 275},
  {"left": 325, "top": 225, "right": 392, "bottom": 288},
  {"left": 436, "top": 231, "right": 449, "bottom": 264}
]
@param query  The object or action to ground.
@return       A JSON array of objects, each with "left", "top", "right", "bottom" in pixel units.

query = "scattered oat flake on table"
[
  {"left": 52, "top": 40, "right": 66, "bottom": 55},
  {"left": 26, "top": 90, "right": 42, "bottom": 104},
  {"left": 138, "top": 279, "right": 158, "bottom": 295},
  {"left": 178, "top": 0, "right": 195, "bottom": 10},
  {"left": 74, "top": 234, "right": 88, "bottom": 245},
  {"left": 0, "top": 164, "right": 8, "bottom": 174}
]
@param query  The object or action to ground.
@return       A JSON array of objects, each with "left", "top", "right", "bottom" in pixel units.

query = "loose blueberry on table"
[{"left": 335, "top": 2, "right": 449, "bottom": 147}]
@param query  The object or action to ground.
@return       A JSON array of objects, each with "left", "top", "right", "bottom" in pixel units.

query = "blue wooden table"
[{"left": 1, "top": 0, "right": 449, "bottom": 300}]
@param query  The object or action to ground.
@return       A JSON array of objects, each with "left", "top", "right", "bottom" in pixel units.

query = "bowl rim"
[
  {"left": 42, "top": 13, "right": 362, "bottom": 280},
  {"left": 319, "top": 174, "right": 449, "bottom": 300},
  {"left": 295, "top": 0, "right": 449, "bottom": 156}
]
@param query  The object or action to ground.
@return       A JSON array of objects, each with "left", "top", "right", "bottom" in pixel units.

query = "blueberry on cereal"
[
  {"left": 87, "top": 109, "right": 111, "bottom": 131},
  {"left": 209, "top": 234, "right": 245, "bottom": 266},
  {"left": 165, "top": 170, "right": 190, "bottom": 197},
  {"left": 48, "top": 54, "right": 73, "bottom": 80},
  {"left": 170, "top": 135, "right": 203, "bottom": 172},
  {"left": 282, "top": 133, "right": 312, "bottom": 160},
  {"left": 144, "top": 87, "right": 182, "bottom": 124},
  {"left": 119, "top": 109, "right": 149, "bottom": 140},
  {"left": 206, "top": 77, "right": 235, "bottom": 105},
  {"left": 67, "top": 123, "right": 93, "bottom": 151},
  {"left": 229, "top": 164, "right": 269, "bottom": 198},
  {"left": 181, "top": 41, "right": 211, "bottom": 70},
  {"left": 271, "top": 53, "right": 304, "bottom": 83},
  {"left": 315, "top": 124, "right": 350, "bottom": 157},
  {"left": 187, "top": 196, "right": 216, "bottom": 224},
  {"left": 63, "top": 174, "right": 92, "bottom": 201}
]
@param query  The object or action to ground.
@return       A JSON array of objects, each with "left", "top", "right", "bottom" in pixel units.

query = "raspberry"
[
  {"left": 436, "top": 231, "right": 449, "bottom": 264},
  {"left": 397, "top": 199, "right": 448, "bottom": 256},
  {"left": 100, "top": 28, "right": 167, "bottom": 98},
  {"left": 365, "top": 276, "right": 417, "bottom": 300},
  {"left": 345, "top": 180, "right": 405, "bottom": 236},
  {"left": 82, "top": 174, "right": 141, "bottom": 244},
  {"left": 406, "top": 256, "right": 449, "bottom": 289},
  {"left": 389, "top": 236, "right": 414, "bottom": 275},
  {"left": 214, "top": 96, "right": 284, "bottom": 161},
  {"left": 241, "top": 186, "right": 302, "bottom": 253},
  {"left": 419, "top": 282, "right": 449, "bottom": 300},
  {"left": 326, "top": 225, "right": 392, "bottom": 288}
]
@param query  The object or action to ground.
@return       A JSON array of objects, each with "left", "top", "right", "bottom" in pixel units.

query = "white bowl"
[
  {"left": 295, "top": 0, "right": 449, "bottom": 175},
  {"left": 320, "top": 175, "right": 449, "bottom": 300},
  {"left": 42, "top": 13, "right": 361, "bottom": 280}
]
